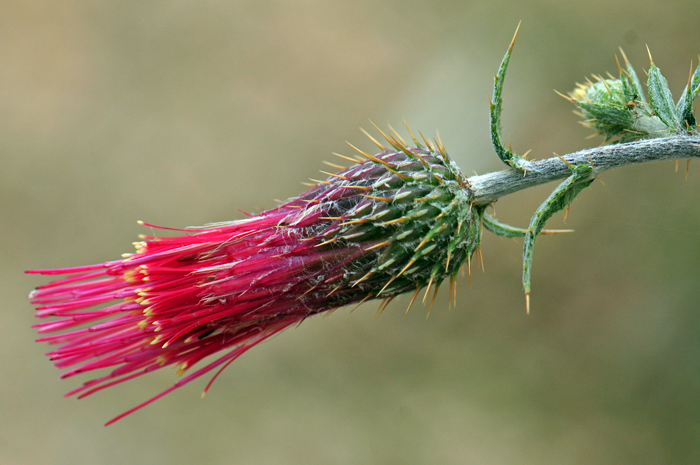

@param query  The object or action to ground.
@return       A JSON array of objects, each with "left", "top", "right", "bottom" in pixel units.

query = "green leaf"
[
  {"left": 647, "top": 61, "right": 681, "bottom": 130},
  {"left": 675, "top": 63, "right": 700, "bottom": 130},
  {"left": 490, "top": 24, "right": 532, "bottom": 171},
  {"left": 483, "top": 214, "right": 529, "bottom": 238},
  {"left": 483, "top": 213, "right": 576, "bottom": 239},
  {"left": 522, "top": 164, "right": 594, "bottom": 311}
]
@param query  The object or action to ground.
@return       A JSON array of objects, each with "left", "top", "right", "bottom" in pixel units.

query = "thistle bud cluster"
[{"left": 566, "top": 49, "right": 700, "bottom": 143}]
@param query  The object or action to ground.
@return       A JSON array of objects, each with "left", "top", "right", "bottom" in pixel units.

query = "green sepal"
[
  {"left": 647, "top": 61, "right": 681, "bottom": 130},
  {"left": 675, "top": 63, "right": 700, "bottom": 130},
  {"left": 522, "top": 164, "right": 594, "bottom": 299},
  {"left": 576, "top": 100, "right": 634, "bottom": 140}
]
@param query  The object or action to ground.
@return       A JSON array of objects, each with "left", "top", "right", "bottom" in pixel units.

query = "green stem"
[{"left": 467, "top": 135, "right": 700, "bottom": 206}]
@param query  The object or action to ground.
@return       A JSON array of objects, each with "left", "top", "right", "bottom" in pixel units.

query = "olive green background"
[{"left": 4, "top": 1, "right": 700, "bottom": 464}]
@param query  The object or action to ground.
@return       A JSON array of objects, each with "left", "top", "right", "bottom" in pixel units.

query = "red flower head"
[{"left": 27, "top": 128, "right": 482, "bottom": 425}]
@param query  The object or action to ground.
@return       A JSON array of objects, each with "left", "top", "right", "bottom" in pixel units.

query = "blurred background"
[{"left": 4, "top": 1, "right": 700, "bottom": 463}]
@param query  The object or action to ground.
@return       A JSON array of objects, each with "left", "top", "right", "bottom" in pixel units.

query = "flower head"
[{"left": 27, "top": 128, "right": 481, "bottom": 424}]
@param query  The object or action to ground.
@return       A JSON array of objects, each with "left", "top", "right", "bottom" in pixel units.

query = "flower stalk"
[
  {"left": 469, "top": 135, "right": 700, "bottom": 206},
  {"left": 26, "top": 25, "right": 700, "bottom": 424}
]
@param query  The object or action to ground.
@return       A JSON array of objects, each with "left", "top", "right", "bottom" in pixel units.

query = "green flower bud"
[{"left": 568, "top": 76, "right": 669, "bottom": 143}]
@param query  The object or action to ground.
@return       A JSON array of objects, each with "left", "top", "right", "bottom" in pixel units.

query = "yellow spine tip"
[
  {"left": 509, "top": 20, "right": 522, "bottom": 52},
  {"left": 525, "top": 293, "right": 530, "bottom": 315},
  {"left": 618, "top": 47, "right": 629, "bottom": 64}
]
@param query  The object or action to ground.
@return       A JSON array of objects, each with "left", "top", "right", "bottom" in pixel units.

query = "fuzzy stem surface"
[{"left": 468, "top": 135, "right": 700, "bottom": 206}]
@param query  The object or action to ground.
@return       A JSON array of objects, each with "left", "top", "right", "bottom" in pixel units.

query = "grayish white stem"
[{"left": 468, "top": 135, "right": 700, "bottom": 206}]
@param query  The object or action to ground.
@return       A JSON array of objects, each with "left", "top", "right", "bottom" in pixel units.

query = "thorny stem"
[{"left": 468, "top": 135, "right": 700, "bottom": 206}]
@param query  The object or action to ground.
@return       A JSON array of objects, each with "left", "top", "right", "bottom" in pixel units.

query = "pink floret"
[{"left": 28, "top": 195, "right": 373, "bottom": 425}]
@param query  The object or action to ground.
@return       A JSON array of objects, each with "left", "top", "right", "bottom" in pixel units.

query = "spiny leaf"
[
  {"left": 676, "top": 62, "right": 700, "bottom": 129},
  {"left": 482, "top": 213, "right": 529, "bottom": 238},
  {"left": 482, "top": 213, "right": 573, "bottom": 238},
  {"left": 647, "top": 50, "right": 681, "bottom": 130},
  {"left": 522, "top": 164, "right": 594, "bottom": 313},
  {"left": 490, "top": 22, "right": 532, "bottom": 171}
]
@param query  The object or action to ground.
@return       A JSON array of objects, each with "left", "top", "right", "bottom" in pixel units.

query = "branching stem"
[{"left": 468, "top": 135, "right": 700, "bottom": 206}]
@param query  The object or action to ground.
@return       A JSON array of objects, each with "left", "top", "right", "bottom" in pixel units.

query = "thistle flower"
[{"left": 27, "top": 126, "right": 482, "bottom": 425}]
